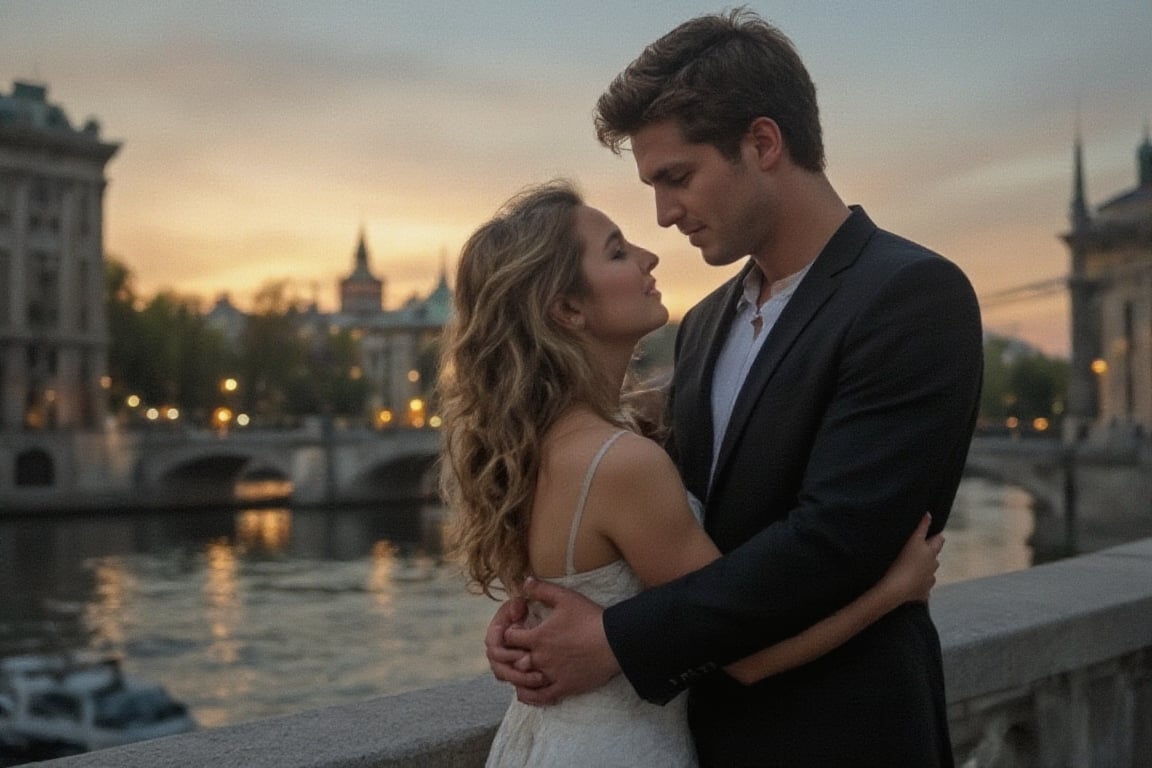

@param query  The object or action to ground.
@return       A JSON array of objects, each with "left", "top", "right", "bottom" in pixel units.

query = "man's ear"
[
  {"left": 746, "top": 116, "right": 784, "bottom": 170},
  {"left": 549, "top": 296, "right": 585, "bottom": 331}
]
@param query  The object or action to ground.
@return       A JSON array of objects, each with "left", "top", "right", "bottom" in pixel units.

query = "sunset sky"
[{"left": 4, "top": 1, "right": 1151, "bottom": 356}]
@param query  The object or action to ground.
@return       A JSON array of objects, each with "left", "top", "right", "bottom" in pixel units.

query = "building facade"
[
  {"left": 204, "top": 229, "right": 449, "bottom": 428},
  {"left": 0, "top": 81, "right": 119, "bottom": 488},
  {"left": 1063, "top": 129, "right": 1152, "bottom": 440},
  {"left": 330, "top": 232, "right": 450, "bottom": 424}
]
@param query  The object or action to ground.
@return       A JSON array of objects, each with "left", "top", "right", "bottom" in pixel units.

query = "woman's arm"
[
  {"left": 589, "top": 437, "right": 942, "bottom": 687},
  {"left": 724, "top": 513, "right": 942, "bottom": 684}
]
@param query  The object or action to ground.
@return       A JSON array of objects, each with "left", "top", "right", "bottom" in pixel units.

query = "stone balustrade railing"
[{"left": 37, "top": 538, "right": 1152, "bottom": 768}]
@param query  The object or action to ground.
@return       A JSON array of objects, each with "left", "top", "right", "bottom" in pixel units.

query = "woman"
[{"left": 438, "top": 181, "right": 942, "bottom": 767}]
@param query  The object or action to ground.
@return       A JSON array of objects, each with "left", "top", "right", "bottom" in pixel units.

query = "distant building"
[
  {"left": 0, "top": 81, "right": 119, "bottom": 488},
  {"left": 1063, "top": 128, "right": 1152, "bottom": 440},
  {"left": 205, "top": 292, "right": 248, "bottom": 345},
  {"left": 328, "top": 233, "right": 450, "bottom": 423},
  {"left": 200, "top": 230, "right": 450, "bottom": 426},
  {"left": 339, "top": 228, "right": 385, "bottom": 317}
]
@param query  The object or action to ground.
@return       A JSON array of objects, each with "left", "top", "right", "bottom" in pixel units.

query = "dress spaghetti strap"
[{"left": 564, "top": 430, "right": 628, "bottom": 576}]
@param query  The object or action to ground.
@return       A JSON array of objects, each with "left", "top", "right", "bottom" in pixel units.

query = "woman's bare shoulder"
[{"left": 591, "top": 430, "right": 682, "bottom": 494}]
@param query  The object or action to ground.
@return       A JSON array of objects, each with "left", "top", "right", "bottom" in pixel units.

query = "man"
[{"left": 487, "top": 10, "right": 982, "bottom": 766}]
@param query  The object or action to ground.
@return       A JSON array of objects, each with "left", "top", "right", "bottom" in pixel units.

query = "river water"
[{"left": 0, "top": 477, "right": 1035, "bottom": 730}]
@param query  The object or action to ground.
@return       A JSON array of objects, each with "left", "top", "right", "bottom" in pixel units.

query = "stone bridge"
[
  {"left": 6, "top": 428, "right": 1149, "bottom": 530},
  {"left": 964, "top": 434, "right": 1152, "bottom": 555},
  {"left": 135, "top": 432, "right": 1098, "bottom": 513},
  {"left": 964, "top": 435, "right": 1071, "bottom": 513},
  {"left": 132, "top": 426, "right": 444, "bottom": 507},
  {"left": 0, "top": 425, "right": 444, "bottom": 512}
]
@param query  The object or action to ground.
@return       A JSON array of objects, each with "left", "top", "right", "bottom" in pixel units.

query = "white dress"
[{"left": 486, "top": 431, "right": 699, "bottom": 768}]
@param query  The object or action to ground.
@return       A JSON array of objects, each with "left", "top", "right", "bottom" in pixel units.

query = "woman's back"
[{"left": 486, "top": 423, "right": 697, "bottom": 767}]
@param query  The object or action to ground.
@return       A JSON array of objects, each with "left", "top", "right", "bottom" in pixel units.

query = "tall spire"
[
  {"left": 339, "top": 225, "right": 384, "bottom": 315},
  {"left": 1138, "top": 120, "right": 1152, "bottom": 187},
  {"left": 1070, "top": 128, "right": 1090, "bottom": 231},
  {"left": 355, "top": 225, "right": 370, "bottom": 270}
]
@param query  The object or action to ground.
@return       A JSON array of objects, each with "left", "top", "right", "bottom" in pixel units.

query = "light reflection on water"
[
  {"left": 0, "top": 478, "right": 1032, "bottom": 729},
  {"left": 937, "top": 477, "right": 1035, "bottom": 585},
  {"left": 0, "top": 502, "right": 499, "bottom": 729}
]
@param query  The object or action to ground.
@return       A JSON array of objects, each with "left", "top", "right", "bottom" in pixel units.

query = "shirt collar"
[{"left": 735, "top": 261, "right": 813, "bottom": 314}]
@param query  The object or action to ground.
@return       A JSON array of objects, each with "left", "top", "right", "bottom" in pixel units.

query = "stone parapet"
[{"left": 35, "top": 538, "right": 1152, "bottom": 767}]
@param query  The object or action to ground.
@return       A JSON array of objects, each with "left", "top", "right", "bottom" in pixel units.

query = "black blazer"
[{"left": 603, "top": 208, "right": 982, "bottom": 767}]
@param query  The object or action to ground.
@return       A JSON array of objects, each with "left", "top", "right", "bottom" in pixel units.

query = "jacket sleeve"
[{"left": 602, "top": 255, "right": 983, "bottom": 704}]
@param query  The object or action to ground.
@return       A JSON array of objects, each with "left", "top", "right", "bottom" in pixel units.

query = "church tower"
[
  {"left": 339, "top": 228, "right": 384, "bottom": 317},
  {"left": 1062, "top": 128, "right": 1152, "bottom": 440},
  {"left": 1062, "top": 131, "right": 1102, "bottom": 439}
]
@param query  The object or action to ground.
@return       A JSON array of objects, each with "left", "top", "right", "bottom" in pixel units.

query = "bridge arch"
[
  {"left": 346, "top": 452, "right": 440, "bottom": 501},
  {"left": 963, "top": 437, "right": 1071, "bottom": 521},
  {"left": 145, "top": 445, "right": 293, "bottom": 505}
]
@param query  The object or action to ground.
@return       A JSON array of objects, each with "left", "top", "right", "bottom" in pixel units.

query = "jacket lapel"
[
  {"left": 679, "top": 266, "right": 749, "bottom": 500},
  {"left": 709, "top": 208, "right": 877, "bottom": 494}
]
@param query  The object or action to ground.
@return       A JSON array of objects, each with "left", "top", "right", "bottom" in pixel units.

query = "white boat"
[{"left": 0, "top": 653, "right": 195, "bottom": 757}]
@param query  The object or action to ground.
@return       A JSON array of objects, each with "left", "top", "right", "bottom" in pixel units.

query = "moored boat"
[{"left": 0, "top": 652, "right": 195, "bottom": 759}]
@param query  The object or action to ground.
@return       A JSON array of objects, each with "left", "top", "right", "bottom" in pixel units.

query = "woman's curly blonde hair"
[{"left": 438, "top": 181, "right": 631, "bottom": 598}]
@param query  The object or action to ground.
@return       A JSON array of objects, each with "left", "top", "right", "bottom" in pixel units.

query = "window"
[
  {"left": 94, "top": 687, "right": 187, "bottom": 728},
  {"left": 28, "top": 691, "right": 80, "bottom": 722},
  {"left": 77, "top": 261, "right": 89, "bottom": 332},
  {"left": 0, "top": 177, "right": 11, "bottom": 230},
  {"left": 26, "top": 251, "right": 60, "bottom": 329},
  {"left": 1124, "top": 301, "right": 1136, "bottom": 416},
  {"left": 0, "top": 248, "right": 9, "bottom": 327},
  {"left": 16, "top": 449, "right": 55, "bottom": 486},
  {"left": 30, "top": 179, "right": 51, "bottom": 207},
  {"left": 77, "top": 187, "right": 91, "bottom": 238}
]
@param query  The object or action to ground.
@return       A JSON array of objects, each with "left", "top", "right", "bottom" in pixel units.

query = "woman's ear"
[{"left": 549, "top": 296, "right": 585, "bottom": 331}]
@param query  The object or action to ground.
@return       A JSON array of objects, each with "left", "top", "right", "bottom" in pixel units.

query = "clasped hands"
[{"left": 484, "top": 578, "right": 622, "bottom": 706}]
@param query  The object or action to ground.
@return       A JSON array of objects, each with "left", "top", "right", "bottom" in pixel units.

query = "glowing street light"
[
  {"left": 408, "top": 398, "right": 426, "bottom": 428},
  {"left": 213, "top": 406, "right": 234, "bottom": 434}
]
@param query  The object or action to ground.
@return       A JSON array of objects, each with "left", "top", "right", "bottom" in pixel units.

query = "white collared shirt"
[{"left": 709, "top": 261, "right": 812, "bottom": 490}]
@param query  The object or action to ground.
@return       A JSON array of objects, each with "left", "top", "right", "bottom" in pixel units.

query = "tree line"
[
  {"left": 106, "top": 258, "right": 368, "bottom": 428},
  {"left": 105, "top": 258, "right": 1070, "bottom": 434}
]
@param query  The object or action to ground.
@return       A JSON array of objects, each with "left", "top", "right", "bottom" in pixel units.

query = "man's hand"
[
  {"left": 502, "top": 578, "right": 621, "bottom": 706},
  {"left": 485, "top": 597, "right": 548, "bottom": 689}
]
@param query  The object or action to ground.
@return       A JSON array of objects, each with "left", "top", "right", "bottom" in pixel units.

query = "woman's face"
[{"left": 568, "top": 204, "right": 668, "bottom": 346}]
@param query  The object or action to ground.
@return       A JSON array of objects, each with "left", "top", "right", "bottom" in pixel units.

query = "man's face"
[{"left": 630, "top": 120, "right": 768, "bottom": 267}]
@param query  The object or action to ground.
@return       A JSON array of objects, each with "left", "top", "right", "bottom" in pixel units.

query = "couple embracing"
[{"left": 438, "top": 9, "right": 982, "bottom": 767}]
